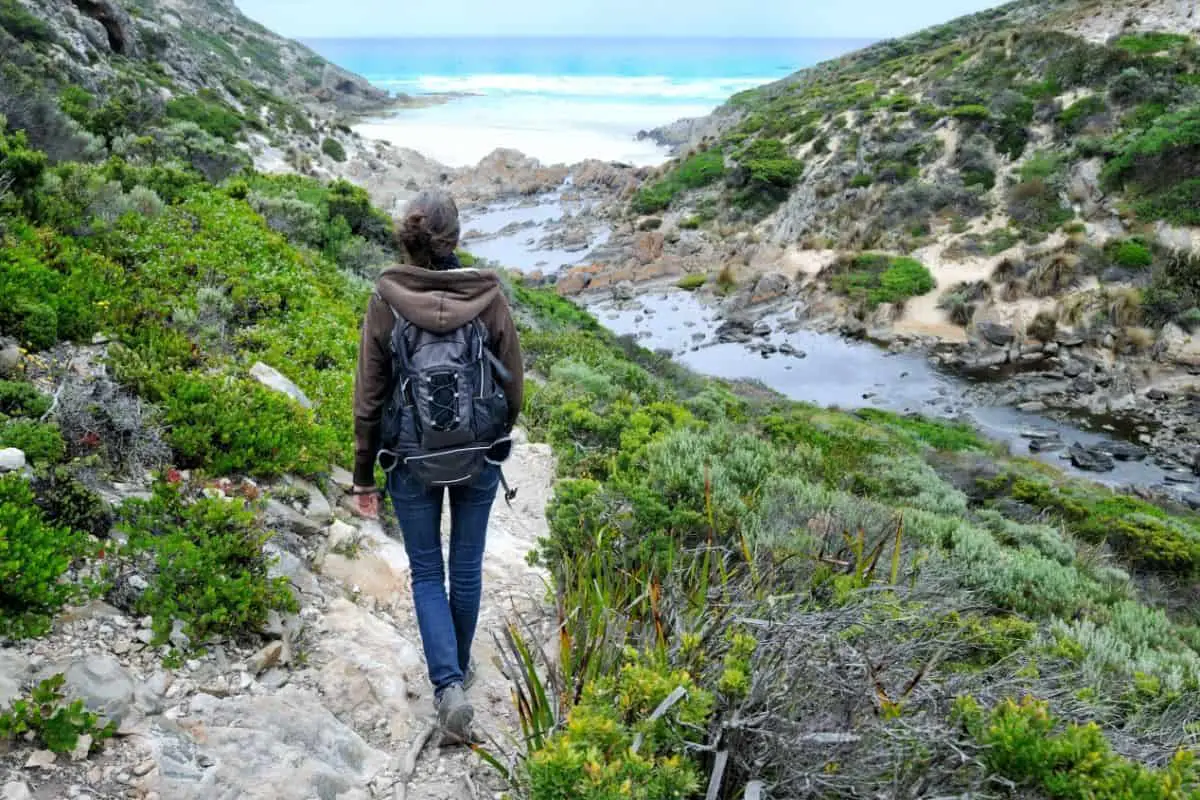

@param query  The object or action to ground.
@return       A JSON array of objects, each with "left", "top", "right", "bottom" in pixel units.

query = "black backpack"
[{"left": 377, "top": 299, "right": 516, "bottom": 499}]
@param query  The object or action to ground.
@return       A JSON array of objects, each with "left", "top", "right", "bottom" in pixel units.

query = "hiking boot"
[{"left": 435, "top": 683, "right": 473, "bottom": 744}]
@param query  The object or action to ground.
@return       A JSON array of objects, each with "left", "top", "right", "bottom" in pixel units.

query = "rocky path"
[{"left": 1, "top": 431, "right": 557, "bottom": 800}]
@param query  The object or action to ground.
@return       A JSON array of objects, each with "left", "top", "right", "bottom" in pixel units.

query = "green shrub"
[
  {"left": 850, "top": 172, "right": 873, "bottom": 188},
  {"left": 320, "top": 137, "right": 347, "bottom": 162},
  {"left": 114, "top": 479, "right": 297, "bottom": 647},
  {"left": 0, "top": 474, "right": 88, "bottom": 639},
  {"left": 161, "top": 373, "right": 336, "bottom": 479},
  {"left": 525, "top": 656, "right": 711, "bottom": 799},
  {"left": 0, "top": 380, "right": 50, "bottom": 418},
  {"left": 165, "top": 94, "right": 244, "bottom": 142},
  {"left": 955, "top": 695, "right": 1200, "bottom": 797},
  {"left": 1007, "top": 178, "right": 1073, "bottom": 232},
  {"left": 827, "top": 253, "right": 936, "bottom": 309},
  {"left": 734, "top": 138, "right": 803, "bottom": 189},
  {"left": 0, "top": 0, "right": 51, "bottom": 43},
  {"left": 1112, "top": 32, "right": 1193, "bottom": 55},
  {"left": 676, "top": 273, "right": 706, "bottom": 291},
  {"left": 1101, "top": 107, "right": 1200, "bottom": 225},
  {"left": 1104, "top": 238, "right": 1154, "bottom": 269},
  {"left": 32, "top": 468, "right": 114, "bottom": 540},
  {"left": 1058, "top": 95, "right": 1108, "bottom": 134},
  {"left": 631, "top": 150, "right": 725, "bottom": 214},
  {"left": 0, "top": 675, "right": 116, "bottom": 755},
  {"left": 0, "top": 420, "right": 65, "bottom": 465},
  {"left": 950, "top": 104, "right": 990, "bottom": 122}
]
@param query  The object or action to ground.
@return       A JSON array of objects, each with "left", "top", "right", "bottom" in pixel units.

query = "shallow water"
[
  {"left": 589, "top": 291, "right": 1178, "bottom": 489},
  {"left": 460, "top": 197, "right": 611, "bottom": 274},
  {"left": 465, "top": 196, "right": 1193, "bottom": 493}
]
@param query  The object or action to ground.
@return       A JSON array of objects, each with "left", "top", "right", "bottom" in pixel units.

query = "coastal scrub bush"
[
  {"left": 1101, "top": 106, "right": 1200, "bottom": 226},
  {"left": 676, "top": 273, "right": 706, "bottom": 291},
  {"left": 524, "top": 655, "right": 711, "bottom": 799},
  {"left": 1112, "top": 32, "right": 1193, "bottom": 56},
  {"left": 32, "top": 468, "right": 114, "bottom": 540},
  {"left": 113, "top": 478, "right": 297, "bottom": 647},
  {"left": 0, "top": 380, "right": 50, "bottom": 418},
  {"left": 631, "top": 149, "right": 725, "bottom": 214},
  {"left": 1007, "top": 177, "right": 1073, "bottom": 232},
  {"left": 0, "top": 420, "right": 66, "bottom": 465},
  {"left": 320, "top": 137, "right": 347, "bottom": 162},
  {"left": 0, "top": 0, "right": 51, "bottom": 43},
  {"left": 165, "top": 93, "right": 244, "bottom": 142},
  {"left": 0, "top": 474, "right": 88, "bottom": 639},
  {"left": 1057, "top": 95, "right": 1108, "bottom": 134},
  {"left": 824, "top": 253, "right": 936, "bottom": 310},
  {"left": 1104, "top": 237, "right": 1154, "bottom": 269},
  {"left": 732, "top": 138, "right": 802, "bottom": 190},
  {"left": 1142, "top": 249, "right": 1200, "bottom": 328},
  {"left": 0, "top": 674, "right": 117, "bottom": 755},
  {"left": 955, "top": 695, "right": 1200, "bottom": 797}
]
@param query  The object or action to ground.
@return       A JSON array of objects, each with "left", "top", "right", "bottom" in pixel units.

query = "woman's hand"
[{"left": 351, "top": 486, "right": 380, "bottom": 519}]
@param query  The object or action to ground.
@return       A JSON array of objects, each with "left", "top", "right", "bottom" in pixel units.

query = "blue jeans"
[{"left": 386, "top": 463, "right": 499, "bottom": 694}]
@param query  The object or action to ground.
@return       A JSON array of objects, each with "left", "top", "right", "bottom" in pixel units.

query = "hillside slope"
[{"left": 621, "top": 0, "right": 1199, "bottom": 345}]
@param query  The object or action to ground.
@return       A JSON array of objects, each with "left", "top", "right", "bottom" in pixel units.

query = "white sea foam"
[
  {"left": 377, "top": 73, "right": 773, "bottom": 101},
  {"left": 356, "top": 92, "right": 713, "bottom": 168}
]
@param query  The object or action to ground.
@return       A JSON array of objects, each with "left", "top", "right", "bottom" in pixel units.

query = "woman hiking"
[{"left": 350, "top": 188, "right": 524, "bottom": 744}]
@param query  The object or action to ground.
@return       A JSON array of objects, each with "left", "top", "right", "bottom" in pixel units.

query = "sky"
[{"left": 235, "top": 0, "right": 1009, "bottom": 39}]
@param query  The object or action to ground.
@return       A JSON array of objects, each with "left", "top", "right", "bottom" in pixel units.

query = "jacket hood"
[{"left": 374, "top": 263, "right": 503, "bottom": 333}]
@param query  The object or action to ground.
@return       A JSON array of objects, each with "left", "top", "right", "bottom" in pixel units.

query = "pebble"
[
  {"left": 134, "top": 759, "right": 156, "bottom": 777},
  {"left": 25, "top": 750, "right": 57, "bottom": 769},
  {"left": 2, "top": 782, "right": 33, "bottom": 800}
]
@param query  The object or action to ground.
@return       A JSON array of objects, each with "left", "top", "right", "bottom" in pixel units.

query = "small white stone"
[
  {"left": 24, "top": 750, "right": 56, "bottom": 769},
  {"left": 0, "top": 448, "right": 26, "bottom": 473}
]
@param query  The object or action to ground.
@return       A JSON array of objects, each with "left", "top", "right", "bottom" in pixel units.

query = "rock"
[
  {"left": 1102, "top": 442, "right": 1148, "bottom": 462},
  {"left": 249, "top": 363, "right": 313, "bottom": 409},
  {"left": 1193, "top": 452, "right": 1200, "bottom": 477},
  {"left": 1063, "top": 361, "right": 1085, "bottom": 378},
  {"left": 0, "top": 651, "right": 30, "bottom": 709},
  {"left": 976, "top": 321, "right": 1015, "bottom": 347},
  {"left": 1158, "top": 323, "right": 1200, "bottom": 368},
  {"left": 2, "top": 781, "right": 33, "bottom": 800},
  {"left": 330, "top": 466, "right": 355, "bottom": 490},
  {"left": 264, "top": 499, "right": 323, "bottom": 537},
  {"left": 1069, "top": 443, "right": 1116, "bottom": 473},
  {"left": 612, "top": 280, "right": 636, "bottom": 302},
  {"left": 632, "top": 231, "right": 665, "bottom": 264},
  {"left": 41, "top": 655, "right": 136, "bottom": 726},
  {"left": 1029, "top": 437, "right": 1064, "bottom": 454},
  {"left": 0, "top": 343, "right": 20, "bottom": 376},
  {"left": 751, "top": 321, "right": 772, "bottom": 338},
  {"left": 1147, "top": 389, "right": 1169, "bottom": 403},
  {"left": 0, "top": 448, "right": 26, "bottom": 473},
  {"left": 25, "top": 750, "right": 56, "bottom": 769},
  {"left": 284, "top": 477, "right": 332, "bottom": 524},
  {"left": 1057, "top": 334, "right": 1085, "bottom": 347},
  {"left": 1072, "top": 376, "right": 1097, "bottom": 394},
  {"left": 145, "top": 687, "right": 389, "bottom": 800},
  {"left": 750, "top": 271, "right": 790, "bottom": 305},
  {"left": 248, "top": 642, "right": 285, "bottom": 675}
]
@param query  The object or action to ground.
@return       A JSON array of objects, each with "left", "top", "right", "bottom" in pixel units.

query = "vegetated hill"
[
  {"left": 634, "top": 0, "right": 1200, "bottom": 338},
  {"left": 0, "top": 0, "right": 392, "bottom": 176}
]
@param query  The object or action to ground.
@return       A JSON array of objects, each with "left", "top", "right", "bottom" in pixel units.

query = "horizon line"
[{"left": 299, "top": 34, "right": 882, "bottom": 42}]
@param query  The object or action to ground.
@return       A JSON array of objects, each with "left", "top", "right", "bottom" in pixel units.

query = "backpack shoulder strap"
[{"left": 378, "top": 293, "right": 414, "bottom": 375}]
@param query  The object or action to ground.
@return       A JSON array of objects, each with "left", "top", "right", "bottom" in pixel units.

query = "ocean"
[{"left": 302, "top": 37, "right": 875, "bottom": 168}]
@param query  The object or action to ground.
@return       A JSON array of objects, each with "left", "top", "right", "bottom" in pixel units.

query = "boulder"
[
  {"left": 632, "top": 231, "right": 665, "bottom": 264},
  {"left": 749, "top": 271, "right": 791, "bottom": 305},
  {"left": 0, "top": 651, "right": 31, "bottom": 709},
  {"left": 0, "top": 449, "right": 26, "bottom": 473},
  {"left": 250, "top": 363, "right": 313, "bottom": 408},
  {"left": 975, "top": 321, "right": 1016, "bottom": 347},
  {"left": 0, "top": 342, "right": 20, "bottom": 376},
  {"left": 1069, "top": 443, "right": 1115, "bottom": 473},
  {"left": 1158, "top": 324, "right": 1200, "bottom": 368},
  {"left": 146, "top": 687, "right": 389, "bottom": 800},
  {"left": 70, "top": 0, "right": 139, "bottom": 56},
  {"left": 40, "top": 655, "right": 136, "bottom": 726},
  {"left": 1102, "top": 441, "right": 1148, "bottom": 462},
  {"left": 2, "top": 782, "right": 33, "bottom": 800}
]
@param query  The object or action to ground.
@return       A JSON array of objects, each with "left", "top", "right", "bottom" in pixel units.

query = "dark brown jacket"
[{"left": 352, "top": 263, "right": 524, "bottom": 486}]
